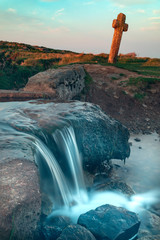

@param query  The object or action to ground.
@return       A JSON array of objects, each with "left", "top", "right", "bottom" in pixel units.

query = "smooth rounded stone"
[
  {"left": 78, "top": 204, "right": 140, "bottom": 240},
  {"left": 42, "top": 216, "right": 72, "bottom": 240},
  {"left": 57, "top": 224, "right": 96, "bottom": 240},
  {"left": 0, "top": 159, "right": 41, "bottom": 240},
  {"left": 24, "top": 64, "right": 86, "bottom": 100}
]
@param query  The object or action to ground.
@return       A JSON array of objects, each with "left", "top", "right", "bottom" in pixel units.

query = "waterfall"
[
  {"left": 53, "top": 126, "right": 87, "bottom": 204},
  {"left": 34, "top": 125, "right": 87, "bottom": 209}
]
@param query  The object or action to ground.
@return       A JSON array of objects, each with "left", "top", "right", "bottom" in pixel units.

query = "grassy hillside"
[{"left": 0, "top": 40, "right": 160, "bottom": 90}]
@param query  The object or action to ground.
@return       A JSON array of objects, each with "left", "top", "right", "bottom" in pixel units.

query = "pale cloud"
[
  {"left": 51, "top": 8, "right": 64, "bottom": 20},
  {"left": 141, "top": 26, "right": 160, "bottom": 31},
  {"left": 149, "top": 17, "right": 160, "bottom": 20},
  {"left": 83, "top": 1, "right": 95, "bottom": 5},
  {"left": 153, "top": 9, "right": 160, "bottom": 14},
  {"left": 40, "top": 0, "right": 58, "bottom": 2},
  {"left": 7, "top": 8, "right": 16, "bottom": 13},
  {"left": 141, "top": 21, "right": 160, "bottom": 31},
  {"left": 137, "top": 9, "right": 145, "bottom": 13},
  {"left": 43, "top": 26, "right": 70, "bottom": 34},
  {"left": 55, "top": 8, "right": 64, "bottom": 15},
  {"left": 111, "top": 0, "right": 154, "bottom": 6}
]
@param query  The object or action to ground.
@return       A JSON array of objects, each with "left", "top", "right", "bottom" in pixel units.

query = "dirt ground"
[{"left": 83, "top": 64, "right": 160, "bottom": 134}]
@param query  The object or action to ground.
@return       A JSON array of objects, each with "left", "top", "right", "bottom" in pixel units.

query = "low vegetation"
[
  {"left": 0, "top": 40, "right": 159, "bottom": 90},
  {"left": 127, "top": 77, "right": 160, "bottom": 89}
]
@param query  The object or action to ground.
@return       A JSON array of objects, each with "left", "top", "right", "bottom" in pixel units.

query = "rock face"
[
  {"left": 78, "top": 204, "right": 141, "bottom": 240},
  {"left": 0, "top": 159, "right": 41, "bottom": 240},
  {"left": 57, "top": 224, "right": 96, "bottom": 240},
  {"left": 24, "top": 65, "right": 86, "bottom": 100}
]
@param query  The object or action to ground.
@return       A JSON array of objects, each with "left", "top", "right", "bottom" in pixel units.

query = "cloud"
[
  {"left": 40, "top": 0, "right": 58, "bottom": 2},
  {"left": 141, "top": 26, "right": 160, "bottom": 31},
  {"left": 141, "top": 22, "right": 160, "bottom": 31},
  {"left": 83, "top": 1, "right": 95, "bottom": 5},
  {"left": 153, "top": 9, "right": 160, "bottom": 14},
  {"left": 137, "top": 9, "right": 145, "bottom": 13},
  {"left": 43, "top": 26, "right": 70, "bottom": 34},
  {"left": 51, "top": 8, "right": 64, "bottom": 20},
  {"left": 111, "top": 0, "right": 154, "bottom": 6},
  {"left": 149, "top": 17, "right": 160, "bottom": 20},
  {"left": 7, "top": 8, "right": 16, "bottom": 13},
  {"left": 56, "top": 8, "right": 64, "bottom": 14}
]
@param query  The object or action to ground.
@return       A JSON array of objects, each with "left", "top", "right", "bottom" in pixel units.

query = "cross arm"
[
  {"left": 112, "top": 19, "right": 119, "bottom": 29},
  {"left": 123, "top": 23, "right": 128, "bottom": 32}
]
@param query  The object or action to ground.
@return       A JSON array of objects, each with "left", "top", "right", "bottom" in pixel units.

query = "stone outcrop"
[
  {"left": 24, "top": 65, "right": 86, "bottom": 100},
  {"left": 78, "top": 204, "right": 141, "bottom": 240},
  {"left": 0, "top": 159, "right": 41, "bottom": 240}
]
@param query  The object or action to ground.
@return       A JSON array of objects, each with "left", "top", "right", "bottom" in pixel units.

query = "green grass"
[
  {"left": 9, "top": 214, "right": 15, "bottom": 240},
  {"left": 0, "top": 65, "right": 44, "bottom": 90},
  {"left": 113, "top": 58, "right": 160, "bottom": 76},
  {"left": 83, "top": 70, "right": 93, "bottom": 94},
  {"left": 127, "top": 77, "right": 160, "bottom": 90},
  {"left": 134, "top": 92, "right": 146, "bottom": 100}
]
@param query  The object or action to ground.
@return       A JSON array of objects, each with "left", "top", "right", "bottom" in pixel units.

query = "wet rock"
[
  {"left": 78, "top": 204, "right": 140, "bottom": 240},
  {"left": 94, "top": 179, "right": 135, "bottom": 196},
  {"left": 42, "top": 216, "right": 72, "bottom": 240},
  {"left": 0, "top": 159, "right": 41, "bottom": 240},
  {"left": 0, "top": 101, "right": 130, "bottom": 173},
  {"left": 57, "top": 224, "right": 96, "bottom": 240},
  {"left": 24, "top": 65, "right": 86, "bottom": 100}
]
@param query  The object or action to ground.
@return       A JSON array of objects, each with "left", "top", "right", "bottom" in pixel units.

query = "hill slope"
[{"left": 0, "top": 40, "right": 160, "bottom": 90}]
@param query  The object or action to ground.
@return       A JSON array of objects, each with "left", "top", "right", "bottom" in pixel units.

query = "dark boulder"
[
  {"left": 42, "top": 216, "right": 72, "bottom": 240},
  {"left": 78, "top": 204, "right": 140, "bottom": 240},
  {"left": 0, "top": 159, "right": 41, "bottom": 240},
  {"left": 57, "top": 224, "right": 96, "bottom": 240}
]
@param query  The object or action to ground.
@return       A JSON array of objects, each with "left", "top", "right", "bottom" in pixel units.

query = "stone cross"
[{"left": 108, "top": 13, "right": 128, "bottom": 63}]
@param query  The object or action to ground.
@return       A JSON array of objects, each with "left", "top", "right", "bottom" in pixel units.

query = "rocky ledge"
[{"left": 0, "top": 65, "right": 86, "bottom": 102}]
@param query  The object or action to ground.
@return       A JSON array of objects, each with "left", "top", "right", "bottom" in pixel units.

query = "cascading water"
[
  {"left": 34, "top": 137, "right": 72, "bottom": 207},
  {"left": 34, "top": 125, "right": 88, "bottom": 209},
  {"left": 1, "top": 101, "right": 160, "bottom": 239},
  {"left": 53, "top": 126, "right": 87, "bottom": 204}
]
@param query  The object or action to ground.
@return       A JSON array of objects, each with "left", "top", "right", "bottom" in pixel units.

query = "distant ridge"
[{"left": 0, "top": 40, "right": 76, "bottom": 54}]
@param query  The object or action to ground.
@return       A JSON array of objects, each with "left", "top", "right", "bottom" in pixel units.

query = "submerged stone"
[
  {"left": 78, "top": 204, "right": 140, "bottom": 240},
  {"left": 57, "top": 224, "right": 96, "bottom": 240},
  {"left": 42, "top": 216, "right": 72, "bottom": 240}
]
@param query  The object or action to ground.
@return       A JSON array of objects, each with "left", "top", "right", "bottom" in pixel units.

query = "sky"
[{"left": 0, "top": 0, "right": 160, "bottom": 58}]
